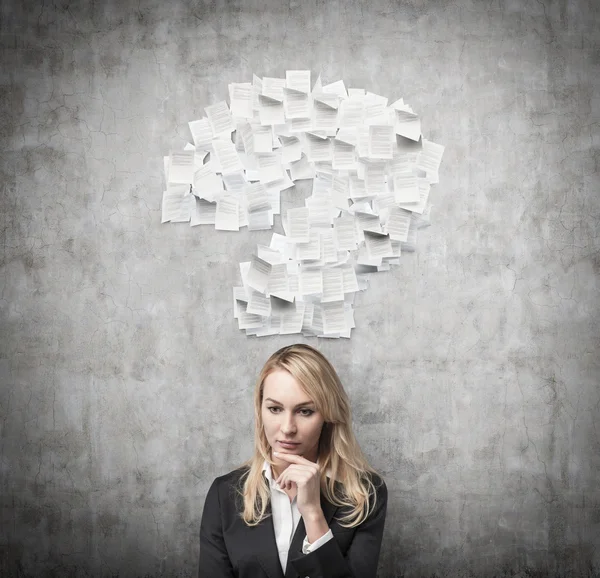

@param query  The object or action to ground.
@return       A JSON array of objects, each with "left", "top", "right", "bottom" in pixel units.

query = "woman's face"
[{"left": 261, "top": 369, "right": 325, "bottom": 469}]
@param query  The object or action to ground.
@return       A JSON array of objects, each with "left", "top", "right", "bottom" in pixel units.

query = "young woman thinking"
[{"left": 199, "top": 344, "right": 387, "bottom": 577}]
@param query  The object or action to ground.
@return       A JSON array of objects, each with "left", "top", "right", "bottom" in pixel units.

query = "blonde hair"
[{"left": 235, "top": 344, "right": 382, "bottom": 528}]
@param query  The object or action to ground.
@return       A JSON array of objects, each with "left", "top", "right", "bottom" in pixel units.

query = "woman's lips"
[{"left": 278, "top": 441, "right": 300, "bottom": 448}]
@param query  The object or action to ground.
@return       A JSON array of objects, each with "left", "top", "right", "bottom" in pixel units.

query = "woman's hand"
[{"left": 274, "top": 452, "right": 322, "bottom": 519}]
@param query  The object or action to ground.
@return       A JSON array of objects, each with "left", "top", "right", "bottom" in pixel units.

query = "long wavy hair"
[{"left": 235, "top": 344, "right": 381, "bottom": 528}]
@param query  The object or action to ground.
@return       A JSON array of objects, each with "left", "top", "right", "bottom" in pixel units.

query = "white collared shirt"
[{"left": 262, "top": 460, "right": 334, "bottom": 572}]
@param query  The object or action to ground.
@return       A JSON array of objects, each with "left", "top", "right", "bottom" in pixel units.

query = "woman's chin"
[{"left": 272, "top": 447, "right": 301, "bottom": 455}]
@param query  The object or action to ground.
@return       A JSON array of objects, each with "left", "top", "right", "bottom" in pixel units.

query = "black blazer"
[{"left": 198, "top": 465, "right": 387, "bottom": 578}]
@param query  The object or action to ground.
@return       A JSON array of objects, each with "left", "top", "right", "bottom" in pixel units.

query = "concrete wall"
[{"left": 1, "top": 0, "right": 599, "bottom": 576}]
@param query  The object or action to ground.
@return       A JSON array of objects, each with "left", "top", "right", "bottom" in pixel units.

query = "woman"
[{"left": 199, "top": 344, "right": 387, "bottom": 577}]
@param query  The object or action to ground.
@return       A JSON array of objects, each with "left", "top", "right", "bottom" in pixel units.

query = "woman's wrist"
[
  {"left": 303, "top": 507, "right": 325, "bottom": 522},
  {"left": 302, "top": 508, "right": 329, "bottom": 543}
]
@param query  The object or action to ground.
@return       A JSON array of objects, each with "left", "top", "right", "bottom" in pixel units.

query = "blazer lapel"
[
  {"left": 254, "top": 498, "right": 285, "bottom": 578},
  {"left": 284, "top": 492, "right": 339, "bottom": 578}
]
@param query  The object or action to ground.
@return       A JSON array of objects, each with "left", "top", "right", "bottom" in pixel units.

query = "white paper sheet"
[
  {"left": 287, "top": 207, "right": 310, "bottom": 242},
  {"left": 397, "top": 178, "right": 430, "bottom": 214},
  {"left": 188, "top": 118, "right": 213, "bottom": 150},
  {"left": 320, "top": 228, "right": 338, "bottom": 263},
  {"left": 221, "top": 171, "right": 246, "bottom": 194},
  {"left": 373, "top": 191, "right": 396, "bottom": 214},
  {"left": 356, "top": 245, "right": 382, "bottom": 267},
  {"left": 279, "top": 135, "right": 302, "bottom": 164},
  {"left": 312, "top": 101, "right": 338, "bottom": 134},
  {"left": 259, "top": 95, "right": 285, "bottom": 126},
  {"left": 205, "top": 101, "right": 235, "bottom": 136},
  {"left": 215, "top": 196, "right": 240, "bottom": 231},
  {"left": 280, "top": 302, "right": 306, "bottom": 334},
  {"left": 191, "top": 198, "right": 217, "bottom": 226},
  {"left": 322, "top": 80, "right": 348, "bottom": 99},
  {"left": 290, "top": 117, "right": 313, "bottom": 133},
  {"left": 299, "top": 267, "right": 323, "bottom": 295},
  {"left": 364, "top": 231, "right": 393, "bottom": 259},
  {"left": 393, "top": 173, "right": 419, "bottom": 203},
  {"left": 356, "top": 211, "right": 383, "bottom": 233},
  {"left": 246, "top": 290, "right": 272, "bottom": 316},
  {"left": 257, "top": 153, "right": 284, "bottom": 184},
  {"left": 339, "top": 100, "right": 363, "bottom": 128},
  {"left": 286, "top": 70, "right": 311, "bottom": 93},
  {"left": 386, "top": 206, "right": 412, "bottom": 242},
  {"left": 394, "top": 109, "right": 421, "bottom": 141},
  {"left": 364, "top": 162, "right": 387, "bottom": 193},
  {"left": 306, "top": 195, "right": 333, "bottom": 228},
  {"left": 229, "top": 82, "right": 254, "bottom": 119},
  {"left": 252, "top": 124, "right": 272, "bottom": 154},
  {"left": 247, "top": 209, "right": 272, "bottom": 230},
  {"left": 237, "top": 306, "right": 266, "bottom": 330},
  {"left": 334, "top": 215, "right": 358, "bottom": 251},
  {"left": 252, "top": 74, "right": 263, "bottom": 111},
  {"left": 212, "top": 138, "right": 244, "bottom": 175},
  {"left": 349, "top": 175, "right": 368, "bottom": 200},
  {"left": 267, "top": 263, "right": 288, "bottom": 295},
  {"left": 341, "top": 264, "right": 359, "bottom": 293},
  {"left": 335, "top": 127, "right": 357, "bottom": 147},
  {"left": 168, "top": 151, "right": 195, "bottom": 184},
  {"left": 245, "top": 182, "right": 271, "bottom": 213},
  {"left": 332, "top": 140, "right": 356, "bottom": 170},
  {"left": 296, "top": 230, "right": 321, "bottom": 261},
  {"left": 287, "top": 155, "right": 313, "bottom": 182},
  {"left": 417, "top": 139, "right": 445, "bottom": 184},
  {"left": 321, "top": 300, "right": 346, "bottom": 334},
  {"left": 283, "top": 88, "right": 311, "bottom": 119},
  {"left": 364, "top": 92, "right": 388, "bottom": 125},
  {"left": 331, "top": 175, "right": 350, "bottom": 210},
  {"left": 193, "top": 163, "right": 224, "bottom": 200},
  {"left": 311, "top": 174, "right": 331, "bottom": 200},
  {"left": 321, "top": 268, "right": 344, "bottom": 302},
  {"left": 232, "top": 286, "right": 248, "bottom": 319},
  {"left": 246, "top": 255, "right": 272, "bottom": 293},
  {"left": 368, "top": 125, "right": 394, "bottom": 159},
  {"left": 161, "top": 184, "right": 192, "bottom": 223},
  {"left": 262, "top": 77, "right": 286, "bottom": 102},
  {"left": 253, "top": 316, "right": 280, "bottom": 336},
  {"left": 299, "top": 302, "right": 313, "bottom": 333},
  {"left": 305, "top": 133, "right": 332, "bottom": 163}
]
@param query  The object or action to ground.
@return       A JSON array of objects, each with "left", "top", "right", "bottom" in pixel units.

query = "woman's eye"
[{"left": 267, "top": 407, "right": 314, "bottom": 416}]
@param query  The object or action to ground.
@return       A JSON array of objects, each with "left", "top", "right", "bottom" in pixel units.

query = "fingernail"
[{"left": 273, "top": 451, "right": 279, "bottom": 456}]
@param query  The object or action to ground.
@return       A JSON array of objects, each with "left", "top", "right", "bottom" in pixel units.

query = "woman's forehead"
[{"left": 263, "top": 369, "right": 311, "bottom": 400}]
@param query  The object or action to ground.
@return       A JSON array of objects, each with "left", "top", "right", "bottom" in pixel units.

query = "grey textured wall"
[{"left": 1, "top": 0, "right": 599, "bottom": 576}]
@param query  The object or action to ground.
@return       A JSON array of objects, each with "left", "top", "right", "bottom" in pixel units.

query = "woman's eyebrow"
[{"left": 265, "top": 397, "right": 315, "bottom": 408}]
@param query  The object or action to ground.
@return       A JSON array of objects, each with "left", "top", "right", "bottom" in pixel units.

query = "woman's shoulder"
[
  {"left": 210, "top": 464, "right": 251, "bottom": 490},
  {"left": 331, "top": 469, "right": 387, "bottom": 505},
  {"left": 362, "top": 470, "right": 387, "bottom": 504},
  {"left": 353, "top": 468, "right": 385, "bottom": 488},
  {"left": 367, "top": 470, "right": 386, "bottom": 489}
]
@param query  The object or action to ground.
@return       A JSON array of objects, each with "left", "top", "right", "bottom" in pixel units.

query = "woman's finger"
[
  {"left": 277, "top": 464, "right": 313, "bottom": 482},
  {"left": 279, "top": 470, "right": 312, "bottom": 489},
  {"left": 279, "top": 466, "right": 308, "bottom": 486}
]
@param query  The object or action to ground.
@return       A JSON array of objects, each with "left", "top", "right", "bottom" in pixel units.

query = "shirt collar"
[{"left": 262, "top": 459, "right": 275, "bottom": 486}]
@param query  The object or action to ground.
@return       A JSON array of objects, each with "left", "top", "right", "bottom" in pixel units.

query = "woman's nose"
[{"left": 280, "top": 412, "right": 296, "bottom": 434}]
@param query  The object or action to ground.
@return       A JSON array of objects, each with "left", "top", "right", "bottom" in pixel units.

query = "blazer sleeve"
[
  {"left": 198, "top": 478, "right": 236, "bottom": 578},
  {"left": 288, "top": 476, "right": 388, "bottom": 578}
]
